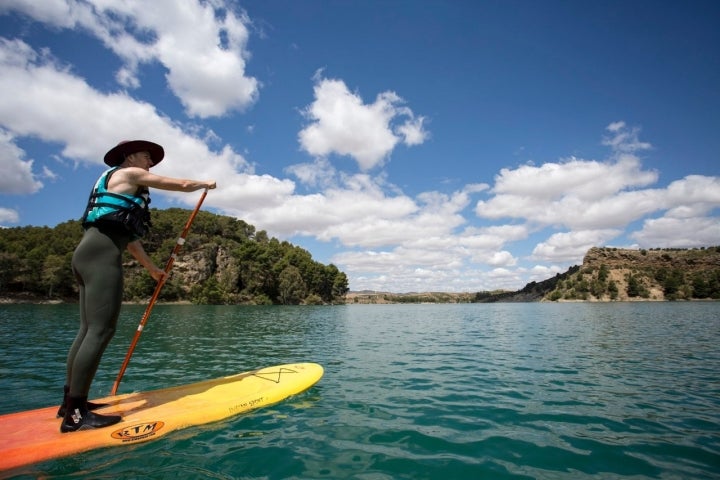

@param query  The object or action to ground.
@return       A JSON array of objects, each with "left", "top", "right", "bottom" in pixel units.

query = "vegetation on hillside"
[
  {"left": 472, "top": 266, "right": 582, "bottom": 303},
  {"left": 468, "top": 247, "right": 720, "bottom": 303},
  {"left": 546, "top": 247, "right": 720, "bottom": 301},
  {"left": 0, "top": 208, "right": 348, "bottom": 305},
  {"left": 347, "top": 291, "right": 477, "bottom": 304}
]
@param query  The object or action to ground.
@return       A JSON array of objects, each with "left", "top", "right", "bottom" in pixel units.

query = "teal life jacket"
[{"left": 81, "top": 167, "right": 152, "bottom": 239}]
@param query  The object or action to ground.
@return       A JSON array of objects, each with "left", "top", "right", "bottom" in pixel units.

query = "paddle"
[{"left": 111, "top": 188, "right": 209, "bottom": 395}]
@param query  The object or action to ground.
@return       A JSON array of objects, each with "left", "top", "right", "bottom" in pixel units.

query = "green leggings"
[{"left": 66, "top": 226, "right": 131, "bottom": 397}]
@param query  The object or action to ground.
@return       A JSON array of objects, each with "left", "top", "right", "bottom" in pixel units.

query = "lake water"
[{"left": 0, "top": 302, "right": 719, "bottom": 479}]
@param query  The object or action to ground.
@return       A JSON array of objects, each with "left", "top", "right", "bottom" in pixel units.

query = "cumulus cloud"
[
  {"left": 2, "top": 0, "right": 259, "bottom": 118},
  {"left": 298, "top": 74, "right": 428, "bottom": 170},
  {"left": 476, "top": 123, "right": 659, "bottom": 232},
  {"left": 0, "top": 207, "right": 20, "bottom": 224},
  {"left": 664, "top": 175, "right": 720, "bottom": 213},
  {"left": 476, "top": 154, "right": 662, "bottom": 230},
  {"left": 285, "top": 157, "right": 337, "bottom": 188},
  {"left": 531, "top": 229, "right": 623, "bottom": 263},
  {"left": 0, "top": 38, "right": 288, "bottom": 213},
  {"left": 0, "top": 128, "right": 43, "bottom": 194},
  {"left": 631, "top": 217, "right": 720, "bottom": 247}
]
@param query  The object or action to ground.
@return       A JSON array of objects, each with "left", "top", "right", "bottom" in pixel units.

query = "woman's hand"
[
  {"left": 149, "top": 266, "right": 167, "bottom": 282},
  {"left": 128, "top": 241, "right": 166, "bottom": 282}
]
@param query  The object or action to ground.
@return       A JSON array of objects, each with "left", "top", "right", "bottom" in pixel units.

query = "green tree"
[
  {"left": 41, "top": 254, "right": 72, "bottom": 298},
  {"left": 191, "top": 276, "right": 226, "bottom": 304},
  {"left": 627, "top": 274, "right": 643, "bottom": 297},
  {"left": 124, "top": 272, "right": 157, "bottom": 301},
  {"left": 590, "top": 279, "right": 606, "bottom": 298},
  {"left": 662, "top": 269, "right": 685, "bottom": 299},
  {"left": 608, "top": 280, "right": 619, "bottom": 300},
  {"left": 0, "top": 252, "right": 21, "bottom": 293},
  {"left": 278, "top": 266, "right": 307, "bottom": 305},
  {"left": 331, "top": 269, "right": 349, "bottom": 301},
  {"left": 548, "top": 290, "right": 563, "bottom": 301},
  {"left": 598, "top": 264, "right": 609, "bottom": 282}
]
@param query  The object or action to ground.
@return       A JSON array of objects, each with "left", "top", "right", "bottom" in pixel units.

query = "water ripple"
[{"left": 1, "top": 302, "right": 719, "bottom": 478}]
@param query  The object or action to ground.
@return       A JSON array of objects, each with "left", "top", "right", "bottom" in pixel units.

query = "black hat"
[{"left": 103, "top": 140, "right": 164, "bottom": 167}]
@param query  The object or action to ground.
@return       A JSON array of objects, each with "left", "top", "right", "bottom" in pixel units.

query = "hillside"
[
  {"left": 3, "top": 221, "right": 718, "bottom": 305},
  {"left": 544, "top": 246, "right": 720, "bottom": 301},
  {"left": 0, "top": 209, "right": 348, "bottom": 305}
]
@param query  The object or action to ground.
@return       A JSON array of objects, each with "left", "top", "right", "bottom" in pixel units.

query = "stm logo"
[{"left": 111, "top": 421, "right": 165, "bottom": 442}]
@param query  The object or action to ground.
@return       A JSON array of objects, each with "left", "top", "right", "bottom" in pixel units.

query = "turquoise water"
[{"left": 1, "top": 302, "right": 719, "bottom": 479}]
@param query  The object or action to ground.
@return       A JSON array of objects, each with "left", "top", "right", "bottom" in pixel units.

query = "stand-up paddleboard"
[{"left": 0, "top": 362, "right": 323, "bottom": 472}]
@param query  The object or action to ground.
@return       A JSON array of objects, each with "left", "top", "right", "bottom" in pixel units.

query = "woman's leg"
[
  {"left": 67, "top": 227, "right": 124, "bottom": 398},
  {"left": 64, "top": 273, "right": 88, "bottom": 388},
  {"left": 60, "top": 227, "right": 123, "bottom": 432}
]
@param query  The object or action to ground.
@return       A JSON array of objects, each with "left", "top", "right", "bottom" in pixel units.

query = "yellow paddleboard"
[{"left": 0, "top": 362, "right": 323, "bottom": 472}]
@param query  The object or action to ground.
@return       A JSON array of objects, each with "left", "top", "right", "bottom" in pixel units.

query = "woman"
[{"left": 59, "top": 140, "right": 216, "bottom": 432}]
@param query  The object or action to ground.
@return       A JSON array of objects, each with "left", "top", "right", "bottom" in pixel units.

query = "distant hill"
[
  {"left": 347, "top": 246, "right": 720, "bottom": 304},
  {"left": 543, "top": 246, "right": 720, "bottom": 301},
  {"left": 345, "top": 291, "right": 477, "bottom": 304},
  {"left": 479, "top": 246, "right": 720, "bottom": 302}
]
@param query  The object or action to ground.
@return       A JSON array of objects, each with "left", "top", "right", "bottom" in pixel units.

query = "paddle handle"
[{"left": 111, "top": 188, "right": 208, "bottom": 395}]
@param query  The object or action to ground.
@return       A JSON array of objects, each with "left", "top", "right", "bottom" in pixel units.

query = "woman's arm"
[
  {"left": 127, "top": 240, "right": 166, "bottom": 282},
  {"left": 110, "top": 167, "right": 216, "bottom": 193}
]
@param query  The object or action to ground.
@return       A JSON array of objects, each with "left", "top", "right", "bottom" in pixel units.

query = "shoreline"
[{"left": 2, "top": 296, "right": 716, "bottom": 305}]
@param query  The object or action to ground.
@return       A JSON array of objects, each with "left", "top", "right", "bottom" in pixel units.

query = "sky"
[{"left": 0, "top": 0, "right": 718, "bottom": 293}]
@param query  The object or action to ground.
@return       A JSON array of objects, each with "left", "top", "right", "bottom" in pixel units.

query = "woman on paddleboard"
[{"left": 59, "top": 140, "right": 216, "bottom": 433}]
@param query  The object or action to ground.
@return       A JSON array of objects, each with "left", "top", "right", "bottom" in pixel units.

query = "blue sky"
[{"left": 1, "top": 0, "right": 718, "bottom": 293}]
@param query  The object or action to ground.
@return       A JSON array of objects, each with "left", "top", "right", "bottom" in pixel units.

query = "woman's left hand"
[{"left": 150, "top": 267, "right": 167, "bottom": 282}]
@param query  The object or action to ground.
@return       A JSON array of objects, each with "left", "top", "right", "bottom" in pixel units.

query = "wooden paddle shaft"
[{"left": 111, "top": 188, "right": 208, "bottom": 395}]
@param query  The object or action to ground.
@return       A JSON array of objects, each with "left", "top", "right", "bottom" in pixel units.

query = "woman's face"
[{"left": 127, "top": 151, "right": 154, "bottom": 169}]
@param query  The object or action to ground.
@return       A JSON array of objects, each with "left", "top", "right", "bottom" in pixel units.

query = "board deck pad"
[{"left": 0, "top": 362, "right": 323, "bottom": 472}]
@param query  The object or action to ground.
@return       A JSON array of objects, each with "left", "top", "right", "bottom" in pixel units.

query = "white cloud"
[
  {"left": 602, "top": 121, "right": 652, "bottom": 153},
  {"left": 396, "top": 115, "right": 428, "bottom": 146},
  {"left": 285, "top": 157, "right": 337, "bottom": 188},
  {"left": 2, "top": 0, "right": 259, "bottom": 118},
  {"left": 631, "top": 216, "right": 720, "bottom": 248},
  {"left": 298, "top": 75, "right": 428, "bottom": 170},
  {"left": 531, "top": 229, "right": 623, "bottom": 263},
  {"left": 0, "top": 207, "right": 20, "bottom": 224},
  {"left": 486, "top": 251, "right": 517, "bottom": 267},
  {"left": 332, "top": 248, "right": 481, "bottom": 292},
  {"left": 477, "top": 155, "right": 662, "bottom": 231},
  {"left": 139, "top": 0, "right": 259, "bottom": 117},
  {"left": 474, "top": 124, "right": 667, "bottom": 233},
  {"left": 474, "top": 125, "right": 719, "bottom": 266},
  {"left": 491, "top": 155, "right": 657, "bottom": 201},
  {"left": 665, "top": 175, "right": 720, "bottom": 213},
  {"left": 0, "top": 128, "right": 43, "bottom": 194},
  {"left": 527, "top": 264, "right": 566, "bottom": 283},
  {"left": 242, "top": 175, "right": 423, "bottom": 246},
  {"left": 0, "top": 0, "right": 78, "bottom": 27},
  {"left": 0, "top": 38, "right": 293, "bottom": 214}
]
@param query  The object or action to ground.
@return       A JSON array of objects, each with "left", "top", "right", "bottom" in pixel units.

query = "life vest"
[{"left": 81, "top": 167, "right": 152, "bottom": 239}]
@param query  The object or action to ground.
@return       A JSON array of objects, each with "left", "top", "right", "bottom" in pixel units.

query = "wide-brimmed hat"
[{"left": 103, "top": 140, "right": 165, "bottom": 167}]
